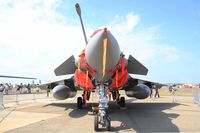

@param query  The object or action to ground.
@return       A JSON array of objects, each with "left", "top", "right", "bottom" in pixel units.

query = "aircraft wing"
[
  {"left": 54, "top": 55, "right": 77, "bottom": 76},
  {"left": 37, "top": 77, "right": 79, "bottom": 90},
  {"left": 37, "top": 79, "right": 63, "bottom": 90},
  {"left": 127, "top": 55, "right": 148, "bottom": 75},
  {"left": 127, "top": 75, "right": 167, "bottom": 89},
  {"left": 38, "top": 55, "right": 78, "bottom": 90}
]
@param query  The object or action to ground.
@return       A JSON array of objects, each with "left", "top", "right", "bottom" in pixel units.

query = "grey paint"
[
  {"left": 125, "top": 84, "right": 151, "bottom": 99},
  {"left": 54, "top": 55, "right": 76, "bottom": 76},
  {"left": 52, "top": 85, "right": 77, "bottom": 100},
  {"left": 85, "top": 30, "right": 120, "bottom": 82},
  {"left": 127, "top": 55, "right": 148, "bottom": 75}
]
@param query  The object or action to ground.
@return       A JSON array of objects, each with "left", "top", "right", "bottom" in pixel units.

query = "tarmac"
[{"left": 0, "top": 93, "right": 200, "bottom": 133}]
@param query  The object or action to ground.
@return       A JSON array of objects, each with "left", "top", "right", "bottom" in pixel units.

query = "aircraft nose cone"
[{"left": 85, "top": 28, "right": 121, "bottom": 82}]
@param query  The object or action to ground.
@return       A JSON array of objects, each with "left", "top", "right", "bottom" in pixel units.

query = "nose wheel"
[
  {"left": 94, "top": 113, "right": 111, "bottom": 131},
  {"left": 94, "top": 114, "right": 99, "bottom": 131},
  {"left": 105, "top": 115, "right": 111, "bottom": 131}
]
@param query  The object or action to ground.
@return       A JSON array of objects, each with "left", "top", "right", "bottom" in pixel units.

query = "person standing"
[
  {"left": 16, "top": 83, "right": 23, "bottom": 94},
  {"left": 0, "top": 84, "right": 5, "bottom": 92},
  {"left": 0, "top": 83, "right": 5, "bottom": 108},
  {"left": 154, "top": 87, "right": 160, "bottom": 98},
  {"left": 27, "top": 84, "right": 31, "bottom": 93},
  {"left": 171, "top": 85, "right": 177, "bottom": 102},
  {"left": 4, "top": 83, "right": 9, "bottom": 95},
  {"left": 47, "top": 85, "right": 51, "bottom": 97},
  {"left": 150, "top": 88, "right": 153, "bottom": 98}
]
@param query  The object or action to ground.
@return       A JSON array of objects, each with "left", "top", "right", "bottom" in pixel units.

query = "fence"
[
  {"left": 0, "top": 92, "right": 52, "bottom": 109},
  {"left": 194, "top": 88, "right": 200, "bottom": 105},
  {"left": 0, "top": 92, "right": 4, "bottom": 108},
  {"left": 1, "top": 88, "right": 200, "bottom": 109}
]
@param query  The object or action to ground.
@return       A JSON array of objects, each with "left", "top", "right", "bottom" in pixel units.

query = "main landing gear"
[
  {"left": 112, "top": 90, "right": 126, "bottom": 108},
  {"left": 77, "top": 91, "right": 90, "bottom": 109},
  {"left": 118, "top": 96, "right": 126, "bottom": 108},
  {"left": 77, "top": 97, "right": 83, "bottom": 109}
]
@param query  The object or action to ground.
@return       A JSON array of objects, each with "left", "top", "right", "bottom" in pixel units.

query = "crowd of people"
[
  {"left": 149, "top": 84, "right": 177, "bottom": 103},
  {"left": 0, "top": 83, "right": 32, "bottom": 94},
  {"left": 0, "top": 83, "right": 12, "bottom": 94}
]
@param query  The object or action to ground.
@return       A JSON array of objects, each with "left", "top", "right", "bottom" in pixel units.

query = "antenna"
[{"left": 75, "top": 3, "right": 88, "bottom": 45}]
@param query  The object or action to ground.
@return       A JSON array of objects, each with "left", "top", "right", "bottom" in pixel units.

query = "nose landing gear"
[{"left": 94, "top": 84, "right": 111, "bottom": 131}]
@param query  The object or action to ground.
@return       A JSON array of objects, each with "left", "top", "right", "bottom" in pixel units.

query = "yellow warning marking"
[
  {"left": 102, "top": 36, "right": 107, "bottom": 78},
  {"left": 86, "top": 71, "right": 88, "bottom": 89},
  {"left": 78, "top": 59, "right": 80, "bottom": 71}
]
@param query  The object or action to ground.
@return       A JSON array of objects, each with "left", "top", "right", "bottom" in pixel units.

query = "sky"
[{"left": 0, "top": 0, "right": 200, "bottom": 84}]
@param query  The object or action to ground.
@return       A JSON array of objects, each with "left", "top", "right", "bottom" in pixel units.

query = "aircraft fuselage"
[{"left": 85, "top": 28, "right": 121, "bottom": 82}]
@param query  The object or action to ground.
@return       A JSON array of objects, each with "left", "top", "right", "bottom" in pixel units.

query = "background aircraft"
[
  {"left": 0, "top": 75, "right": 36, "bottom": 80},
  {"left": 38, "top": 3, "right": 164, "bottom": 131}
]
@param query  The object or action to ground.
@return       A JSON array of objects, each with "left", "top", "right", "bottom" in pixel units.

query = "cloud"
[
  {"left": 107, "top": 13, "right": 183, "bottom": 64},
  {"left": 0, "top": 0, "right": 84, "bottom": 81},
  {"left": 110, "top": 12, "right": 139, "bottom": 33},
  {"left": 0, "top": 1, "right": 185, "bottom": 83}
]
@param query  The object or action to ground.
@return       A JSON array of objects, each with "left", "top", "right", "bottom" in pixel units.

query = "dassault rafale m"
[{"left": 39, "top": 3, "right": 163, "bottom": 131}]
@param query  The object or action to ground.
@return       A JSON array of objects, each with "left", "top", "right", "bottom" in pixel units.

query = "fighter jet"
[{"left": 39, "top": 3, "right": 163, "bottom": 131}]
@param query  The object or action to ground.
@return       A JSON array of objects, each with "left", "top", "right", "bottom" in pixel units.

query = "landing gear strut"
[{"left": 94, "top": 84, "right": 111, "bottom": 131}]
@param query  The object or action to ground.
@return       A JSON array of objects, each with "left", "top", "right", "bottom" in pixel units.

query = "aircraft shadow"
[
  {"left": 109, "top": 101, "right": 180, "bottom": 132},
  {"left": 43, "top": 102, "right": 96, "bottom": 118},
  {"left": 44, "top": 100, "right": 180, "bottom": 132}
]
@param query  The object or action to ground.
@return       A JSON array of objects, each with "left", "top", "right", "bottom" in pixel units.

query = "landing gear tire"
[
  {"left": 119, "top": 97, "right": 125, "bottom": 108},
  {"left": 94, "top": 114, "right": 99, "bottom": 131},
  {"left": 77, "top": 97, "right": 83, "bottom": 109},
  {"left": 105, "top": 115, "right": 111, "bottom": 131}
]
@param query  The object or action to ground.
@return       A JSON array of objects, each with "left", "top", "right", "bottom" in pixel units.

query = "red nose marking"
[
  {"left": 90, "top": 27, "right": 108, "bottom": 38},
  {"left": 104, "top": 27, "right": 107, "bottom": 32}
]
